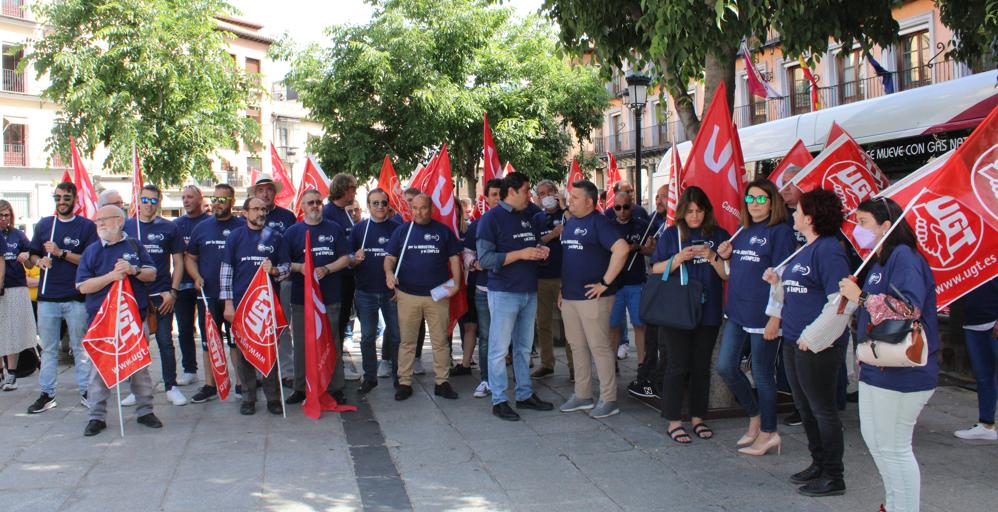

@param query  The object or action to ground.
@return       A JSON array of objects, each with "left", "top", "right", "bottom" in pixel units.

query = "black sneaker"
[
  {"left": 240, "top": 401, "right": 256, "bottom": 415},
  {"left": 394, "top": 385, "right": 413, "bottom": 401},
  {"left": 136, "top": 413, "right": 163, "bottom": 429},
  {"left": 281, "top": 378, "right": 294, "bottom": 389},
  {"left": 450, "top": 364, "right": 472, "bottom": 376},
  {"left": 191, "top": 386, "right": 217, "bottom": 403},
  {"left": 27, "top": 393, "right": 57, "bottom": 414},
  {"left": 84, "top": 420, "right": 107, "bottom": 437},
  {"left": 434, "top": 382, "right": 458, "bottom": 400},
  {"left": 80, "top": 392, "right": 88, "bottom": 407},
  {"left": 235, "top": 384, "right": 243, "bottom": 399},
  {"left": 493, "top": 401, "right": 520, "bottom": 421},
  {"left": 285, "top": 391, "right": 306, "bottom": 404},
  {"left": 267, "top": 401, "right": 284, "bottom": 415},
  {"left": 797, "top": 477, "right": 845, "bottom": 497},
  {"left": 516, "top": 394, "right": 554, "bottom": 411},
  {"left": 784, "top": 410, "right": 803, "bottom": 426},
  {"left": 626, "top": 379, "right": 659, "bottom": 399},
  {"left": 358, "top": 380, "right": 378, "bottom": 394},
  {"left": 331, "top": 390, "right": 347, "bottom": 404},
  {"left": 790, "top": 464, "right": 823, "bottom": 484}
]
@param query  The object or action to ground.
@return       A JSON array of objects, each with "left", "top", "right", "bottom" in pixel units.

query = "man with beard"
[
  {"left": 221, "top": 197, "right": 290, "bottom": 415},
  {"left": 283, "top": 189, "right": 351, "bottom": 405},
  {"left": 76, "top": 205, "right": 161, "bottom": 436},
  {"left": 323, "top": 174, "right": 361, "bottom": 370},
  {"left": 173, "top": 185, "right": 208, "bottom": 388},
  {"left": 124, "top": 184, "right": 187, "bottom": 406},
  {"left": 185, "top": 184, "right": 245, "bottom": 403},
  {"left": 27, "top": 182, "right": 99, "bottom": 414}
]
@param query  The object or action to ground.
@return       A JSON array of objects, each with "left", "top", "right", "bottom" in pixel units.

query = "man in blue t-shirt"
[
  {"left": 184, "top": 183, "right": 245, "bottom": 403},
  {"left": 558, "top": 180, "right": 629, "bottom": 419},
  {"left": 384, "top": 194, "right": 462, "bottom": 401},
  {"left": 603, "top": 180, "right": 650, "bottom": 223},
  {"left": 125, "top": 184, "right": 187, "bottom": 407},
  {"left": 531, "top": 179, "right": 570, "bottom": 380},
  {"left": 221, "top": 197, "right": 290, "bottom": 416},
  {"left": 26, "top": 182, "right": 99, "bottom": 415},
  {"left": 284, "top": 189, "right": 352, "bottom": 406},
  {"left": 350, "top": 188, "right": 402, "bottom": 391},
  {"left": 76, "top": 205, "right": 161, "bottom": 436},
  {"left": 173, "top": 185, "right": 208, "bottom": 388},
  {"left": 609, "top": 190, "right": 652, "bottom": 364},
  {"left": 323, "top": 173, "right": 360, "bottom": 357},
  {"left": 478, "top": 173, "right": 554, "bottom": 421}
]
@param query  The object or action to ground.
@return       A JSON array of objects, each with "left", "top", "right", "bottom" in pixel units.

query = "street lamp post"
[{"left": 625, "top": 72, "right": 650, "bottom": 206}]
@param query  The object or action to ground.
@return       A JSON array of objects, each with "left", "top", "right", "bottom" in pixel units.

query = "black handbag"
[
  {"left": 860, "top": 284, "right": 917, "bottom": 344},
  {"left": 639, "top": 255, "right": 703, "bottom": 330}
]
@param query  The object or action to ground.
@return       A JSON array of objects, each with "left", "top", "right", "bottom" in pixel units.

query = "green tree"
[
  {"left": 23, "top": 0, "right": 261, "bottom": 186},
  {"left": 274, "top": 0, "right": 608, "bottom": 190},
  {"left": 541, "top": 0, "right": 900, "bottom": 139},
  {"left": 937, "top": 0, "right": 998, "bottom": 65}
]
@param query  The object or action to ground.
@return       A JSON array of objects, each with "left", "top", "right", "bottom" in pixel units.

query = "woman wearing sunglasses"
[{"left": 715, "top": 179, "right": 796, "bottom": 456}]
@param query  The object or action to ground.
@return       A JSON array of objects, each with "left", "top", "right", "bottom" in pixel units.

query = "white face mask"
[
  {"left": 853, "top": 225, "right": 878, "bottom": 250},
  {"left": 541, "top": 196, "right": 558, "bottom": 210}
]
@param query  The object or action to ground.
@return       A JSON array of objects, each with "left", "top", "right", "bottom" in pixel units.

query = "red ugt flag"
[
  {"left": 231, "top": 265, "right": 288, "bottom": 376},
  {"left": 665, "top": 147, "right": 683, "bottom": 227},
  {"left": 824, "top": 122, "right": 890, "bottom": 189},
  {"left": 483, "top": 113, "right": 502, "bottom": 183},
  {"left": 566, "top": 158, "right": 584, "bottom": 191},
  {"left": 70, "top": 136, "right": 98, "bottom": 219},
  {"left": 303, "top": 233, "right": 357, "bottom": 418},
  {"left": 82, "top": 279, "right": 152, "bottom": 388},
  {"left": 292, "top": 156, "right": 331, "bottom": 220},
  {"left": 202, "top": 305, "right": 232, "bottom": 401},
  {"left": 270, "top": 143, "right": 297, "bottom": 209},
  {"left": 682, "top": 82, "right": 746, "bottom": 234},
  {"left": 377, "top": 155, "right": 411, "bottom": 221},
  {"left": 769, "top": 139, "right": 814, "bottom": 188}
]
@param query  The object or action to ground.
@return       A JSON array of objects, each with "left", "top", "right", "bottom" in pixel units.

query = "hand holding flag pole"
[
  {"left": 626, "top": 219, "right": 657, "bottom": 272},
  {"left": 40, "top": 215, "right": 58, "bottom": 295}
]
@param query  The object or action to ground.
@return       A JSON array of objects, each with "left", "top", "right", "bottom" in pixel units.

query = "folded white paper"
[{"left": 431, "top": 279, "right": 455, "bottom": 302}]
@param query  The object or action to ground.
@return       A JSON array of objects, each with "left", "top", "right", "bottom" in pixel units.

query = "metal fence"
[
  {"left": 2, "top": 0, "right": 25, "bottom": 19},
  {"left": 4, "top": 143, "right": 26, "bottom": 166}
]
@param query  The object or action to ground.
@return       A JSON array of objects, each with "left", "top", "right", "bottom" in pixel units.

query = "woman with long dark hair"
[
  {"left": 839, "top": 197, "right": 939, "bottom": 512},
  {"left": 650, "top": 186, "right": 729, "bottom": 443},
  {"left": 715, "top": 179, "right": 796, "bottom": 456},
  {"left": 0, "top": 200, "right": 37, "bottom": 391}
]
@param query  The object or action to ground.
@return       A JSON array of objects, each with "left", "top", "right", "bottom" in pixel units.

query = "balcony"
[
  {"left": 2, "top": 0, "right": 25, "bottom": 19},
  {"left": 591, "top": 120, "right": 689, "bottom": 158},
  {"left": 2, "top": 68, "right": 24, "bottom": 93},
  {"left": 4, "top": 143, "right": 26, "bottom": 166}
]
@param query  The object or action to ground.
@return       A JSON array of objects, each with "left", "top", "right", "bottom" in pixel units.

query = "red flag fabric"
[
  {"left": 566, "top": 158, "right": 584, "bottom": 191},
  {"left": 503, "top": 162, "right": 516, "bottom": 175},
  {"left": 60, "top": 169, "right": 72, "bottom": 184},
  {"left": 269, "top": 143, "right": 297, "bottom": 209},
  {"left": 483, "top": 113, "right": 502, "bottom": 183},
  {"left": 202, "top": 305, "right": 232, "bottom": 401},
  {"left": 412, "top": 145, "right": 467, "bottom": 329},
  {"left": 681, "top": 82, "right": 746, "bottom": 234},
  {"left": 81, "top": 279, "right": 152, "bottom": 388},
  {"left": 789, "top": 135, "right": 883, "bottom": 256},
  {"left": 250, "top": 168, "right": 260, "bottom": 187},
  {"left": 731, "top": 122, "right": 746, "bottom": 177},
  {"left": 231, "top": 265, "right": 288, "bottom": 376},
  {"left": 129, "top": 145, "right": 144, "bottom": 219},
  {"left": 742, "top": 42, "right": 780, "bottom": 99},
  {"left": 823, "top": 123, "right": 890, "bottom": 189},
  {"left": 666, "top": 148, "right": 683, "bottom": 226},
  {"left": 409, "top": 154, "right": 439, "bottom": 194},
  {"left": 292, "top": 156, "right": 331, "bottom": 220},
  {"left": 303, "top": 233, "right": 357, "bottom": 418},
  {"left": 826, "top": 122, "right": 846, "bottom": 148},
  {"left": 605, "top": 152, "right": 623, "bottom": 209},
  {"left": 768, "top": 139, "right": 814, "bottom": 188},
  {"left": 377, "top": 155, "right": 411, "bottom": 221},
  {"left": 69, "top": 137, "right": 98, "bottom": 219}
]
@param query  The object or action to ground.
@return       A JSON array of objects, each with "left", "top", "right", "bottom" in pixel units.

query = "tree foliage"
[
  {"left": 937, "top": 0, "right": 998, "bottom": 65},
  {"left": 541, "top": 0, "right": 900, "bottom": 138},
  {"left": 24, "top": 0, "right": 261, "bottom": 186},
  {"left": 274, "top": 0, "right": 609, "bottom": 190}
]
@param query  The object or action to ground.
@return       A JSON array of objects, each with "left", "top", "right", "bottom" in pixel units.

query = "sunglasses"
[
  {"left": 210, "top": 196, "right": 231, "bottom": 204},
  {"left": 744, "top": 194, "right": 769, "bottom": 205},
  {"left": 303, "top": 199, "right": 323, "bottom": 206},
  {"left": 370, "top": 200, "right": 389, "bottom": 208},
  {"left": 140, "top": 197, "right": 159, "bottom": 205},
  {"left": 53, "top": 194, "right": 74, "bottom": 202},
  {"left": 614, "top": 203, "right": 632, "bottom": 211}
]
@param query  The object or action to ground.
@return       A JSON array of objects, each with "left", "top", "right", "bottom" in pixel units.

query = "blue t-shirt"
[
  {"left": 464, "top": 218, "right": 484, "bottom": 289},
  {"left": 174, "top": 212, "right": 209, "bottom": 286},
  {"left": 780, "top": 236, "right": 851, "bottom": 344},
  {"left": 560, "top": 211, "right": 623, "bottom": 301},
  {"left": 187, "top": 216, "right": 245, "bottom": 299},
  {"left": 960, "top": 278, "right": 998, "bottom": 326},
  {"left": 265, "top": 206, "right": 297, "bottom": 234},
  {"left": 284, "top": 220, "right": 350, "bottom": 305},
  {"left": 611, "top": 216, "right": 650, "bottom": 286},
  {"left": 533, "top": 208, "right": 566, "bottom": 280},
  {"left": 724, "top": 220, "right": 796, "bottom": 329},
  {"left": 653, "top": 225, "right": 730, "bottom": 326},
  {"left": 857, "top": 245, "right": 940, "bottom": 393},
  {"left": 386, "top": 220, "right": 461, "bottom": 296},
  {"left": 222, "top": 226, "right": 289, "bottom": 307},
  {"left": 785, "top": 206, "right": 807, "bottom": 246},
  {"left": 323, "top": 202, "right": 354, "bottom": 276},
  {"left": 124, "top": 217, "right": 182, "bottom": 294},
  {"left": 350, "top": 217, "right": 402, "bottom": 294},
  {"left": 75, "top": 236, "right": 156, "bottom": 318},
  {"left": 30, "top": 216, "right": 99, "bottom": 301},
  {"left": 524, "top": 202, "right": 542, "bottom": 218},
  {"left": 477, "top": 203, "right": 540, "bottom": 293},
  {"left": 2, "top": 228, "right": 30, "bottom": 288},
  {"left": 649, "top": 212, "right": 666, "bottom": 238}
]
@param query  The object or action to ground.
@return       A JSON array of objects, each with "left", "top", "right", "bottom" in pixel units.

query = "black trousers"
[
  {"left": 637, "top": 323, "right": 666, "bottom": 384},
  {"left": 783, "top": 340, "right": 846, "bottom": 480},
  {"left": 660, "top": 324, "right": 719, "bottom": 421}
]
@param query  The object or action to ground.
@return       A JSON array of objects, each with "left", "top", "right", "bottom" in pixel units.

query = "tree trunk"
[{"left": 702, "top": 45, "right": 738, "bottom": 130}]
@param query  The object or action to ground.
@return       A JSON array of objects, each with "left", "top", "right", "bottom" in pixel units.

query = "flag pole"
[
  {"left": 626, "top": 218, "right": 657, "bottom": 271},
  {"left": 727, "top": 225, "right": 745, "bottom": 244},
  {"left": 40, "top": 214, "right": 57, "bottom": 295},
  {"left": 360, "top": 218, "right": 371, "bottom": 250},
  {"left": 393, "top": 221, "right": 416, "bottom": 281},
  {"left": 269, "top": 273, "right": 287, "bottom": 418},
  {"left": 114, "top": 280, "right": 125, "bottom": 437}
]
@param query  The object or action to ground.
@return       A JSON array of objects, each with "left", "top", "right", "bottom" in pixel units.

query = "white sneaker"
[
  {"left": 413, "top": 359, "right": 426, "bottom": 375},
  {"left": 954, "top": 423, "right": 998, "bottom": 441},
  {"left": 616, "top": 345, "right": 628, "bottom": 360},
  {"left": 473, "top": 381, "right": 491, "bottom": 398},
  {"left": 377, "top": 360, "right": 392, "bottom": 378},
  {"left": 166, "top": 386, "right": 188, "bottom": 406},
  {"left": 343, "top": 368, "right": 361, "bottom": 381},
  {"left": 176, "top": 372, "right": 198, "bottom": 386},
  {"left": 121, "top": 393, "right": 137, "bottom": 407},
  {"left": 1, "top": 372, "right": 16, "bottom": 391}
]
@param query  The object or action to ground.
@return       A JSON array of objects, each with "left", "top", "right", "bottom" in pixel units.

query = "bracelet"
[{"left": 858, "top": 292, "right": 869, "bottom": 306}]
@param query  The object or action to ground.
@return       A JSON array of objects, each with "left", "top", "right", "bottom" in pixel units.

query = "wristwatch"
[
  {"left": 858, "top": 292, "right": 869, "bottom": 306},
  {"left": 599, "top": 277, "right": 610, "bottom": 287}
]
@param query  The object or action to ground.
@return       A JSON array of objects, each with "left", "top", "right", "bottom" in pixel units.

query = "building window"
[
  {"left": 2, "top": 45, "right": 25, "bottom": 93},
  {"left": 0, "top": 192, "right": 29, "bottom": 219},
  {"left": 898, "top": 30, "right": 931, "bottom": 90},
  {"left": 2, "top": 0, "right": 27, "bottom": 19},
  {"left": 788, "top": 65, "right": 810, "bottom": 116},
  {"left": 838, "top": 49, "right": 865, "bottom": 104},
  {"left": 3, "top": 120, "right": 27, "bottom": 166},
  {"left": 749, "top": 91, "right": 767, "bottom": 125},
  {"left": 610, "top": 114, "right": 623, "bottom": 153}
]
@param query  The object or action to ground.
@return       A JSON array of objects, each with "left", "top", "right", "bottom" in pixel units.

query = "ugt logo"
[
  {"left": 241, "top": 284, "right": 276, "bottom": 350},
  {"left": 911, "top": 192, "right": 983, "bottom": 271},
  {"left": 824, "top": 161, "right": 875, "bottom": 211},
  {"left": 971, "top": 144, "right": 998, "bottom": 224}
]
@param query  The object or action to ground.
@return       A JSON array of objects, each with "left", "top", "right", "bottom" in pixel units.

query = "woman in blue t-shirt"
[
  {"left": 715, "top": 179, "right": 796, "bottom": 455},
  {"left": 838, "top": 197, "right": 939, "bottom": 512},
  {"left": 952, "top": 278, "right": 998, "bottom": 441},
  {"left": 650, "top": 187, "right": 729, "bottom": 444}
]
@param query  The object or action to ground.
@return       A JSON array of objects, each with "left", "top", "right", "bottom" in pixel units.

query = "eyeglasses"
[
  {"left": 140, "top": 197, "right": 159, "bottom": 205},
  {"left": 614, "top": 204, "right": 632, "bottom": 211},
  {"left": 370, "top": 200, "right": 389, "bottom": 208},
  {"left": 744, "top": 194, "right": 769, "bottom": 205},
  {"left": 0, "top": 212, "right": 12, "bottom": 218},
  {"left": 210, "top": 196, "right": 231, "bottom": 204},
  {"left": 303, "top": 199, "right": 323, "bottom": 206},
  {"left": 94, "top": 216, "right": 119, "bottom": 223},
  {"left": 53, "top": 194, "right": 74, "bottom": 202}
]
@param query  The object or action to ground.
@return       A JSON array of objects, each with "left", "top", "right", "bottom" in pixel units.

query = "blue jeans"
[
  {"left": 487, "top": 291, "right": 537, "bottom": 405},
  {"left": 174, "top": 287, "right": 199, "bottom": 374},
  {"left": 150, "top": 294, "right": 178, "bottom": 389},
  {"left": 355, "top": 290, "right": 400, "bottom": 385},
  {"left": 37, "top": 300, "right": 91, "bottom": 396},
  {"left": 716, "top": 320, "right": 780, "bottom": 432},
  {"left": 475, "top": 289, "right": 490, "bottom": 383},
  {"left": 965, "top": 327, "right": 998, "bottom": 424}
]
